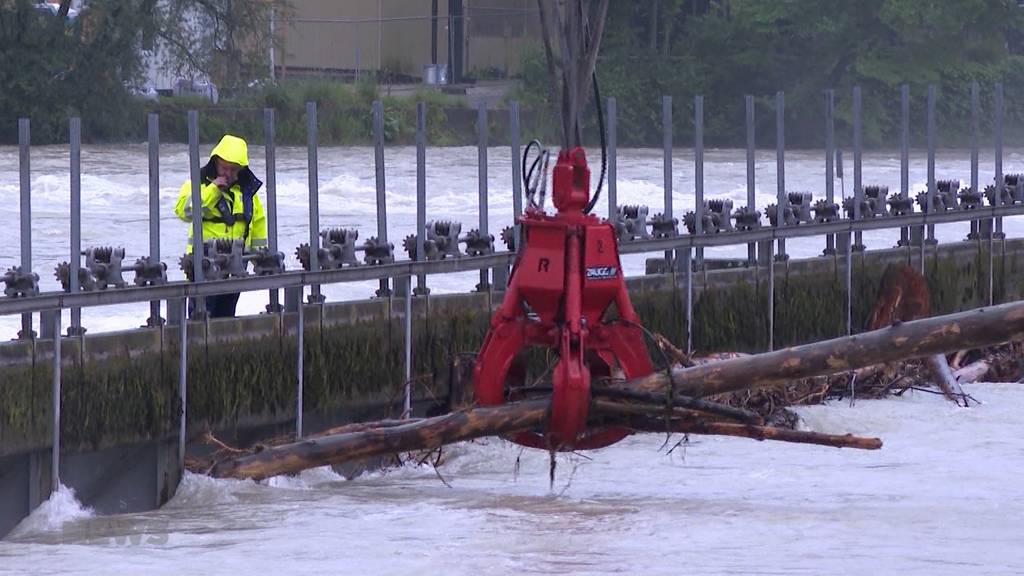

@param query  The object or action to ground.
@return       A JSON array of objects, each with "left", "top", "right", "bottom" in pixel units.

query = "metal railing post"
[
  {"left": 147, "top": 113, "right": 164, "bottom": 326},
  {"left": 415, "top": 102, "right": 429, "bottom": 295},
  {"left": 663, "top": 95, "right": 674, "bottom": 267},
  {"left": 19, "top": 118, "right": 34, "bottom": 339},
  {"left": 307, "top": 102, "right": 324, "bottom": 303},
  {"left": 188, "top": 111, "right": 205, "bottom": 318},
  {"left": 476, "top": 100, "right": 490, "bottom": 292},
  {"left": 824, "top": 89, "right": 836, "bottom": 256},
  {"left": 694, "top": 95, "right": 704, "bottom": 268},
  {"left": 265, "top": 108, "right": 282, "bottom": 313},
  {"left": 745, "top": 95, "right": 756, "bottom": 265},
  {"left": 373, "top": 100, "right": 391, "bottom": 297},
  {"left": 852, "top": 86, "right": 864, "bottom": 251},
  {"left": 901, "top": 85, "right": 910, "bottom": 248},
  {"left": 776, "top": 91, "right": 787, "bottom": 261},
  {"left": 510, "top": 101, "right": 523, "bottom": 249},
  {"left": 69, "top": 118, "right": 83, "bottom": 335},
  {"left": 926, "top": 84, "right": 937, "bottom": 247},
  {"left": 970, "top": 82, "right": 980, "bottom": 242}
]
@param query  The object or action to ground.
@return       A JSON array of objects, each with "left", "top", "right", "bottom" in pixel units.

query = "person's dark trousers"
[{"left": 189, "top": 293, "right": 240, "bottom": 319}]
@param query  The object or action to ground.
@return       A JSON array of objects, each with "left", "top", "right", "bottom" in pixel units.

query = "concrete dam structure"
[{"left": 4, "top": 84, "right": 1024, "bottom": 538}]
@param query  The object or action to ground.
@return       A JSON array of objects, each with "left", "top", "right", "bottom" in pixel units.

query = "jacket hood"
[{"left": 209, "top": 134, "right": 249, "bottom": 167}]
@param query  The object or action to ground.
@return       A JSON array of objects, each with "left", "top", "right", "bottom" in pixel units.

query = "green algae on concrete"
[{"left": 4, "top": 239, "right": 1024, "bottom": 457}]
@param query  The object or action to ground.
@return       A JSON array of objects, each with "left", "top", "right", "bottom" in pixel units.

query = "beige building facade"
[{"left": 277, "top": 0, "right": 541, "bottom": 83}]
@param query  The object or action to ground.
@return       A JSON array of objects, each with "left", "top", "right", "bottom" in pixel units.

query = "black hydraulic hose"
[{"left": 583, "top": 70, "right": 607, "bottom": 215}]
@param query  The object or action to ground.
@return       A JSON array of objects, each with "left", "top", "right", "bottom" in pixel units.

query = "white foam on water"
[
  {"left": 7, "top": 484, "right": 93, "bottom": 538},
  {"left": 2, "top": 384, "right": 1024, "bottom": 574}
]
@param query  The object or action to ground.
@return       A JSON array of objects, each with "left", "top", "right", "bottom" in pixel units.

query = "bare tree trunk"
[
  {"left": 618, "top": 299, "right": 1024, "bottom": 398},
  {"left": 210, "top": 400, "right": 549, "bottom": 480}
]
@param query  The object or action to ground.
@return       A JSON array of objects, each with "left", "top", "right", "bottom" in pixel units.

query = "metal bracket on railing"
[
  {"left": 60, "top": 247, "right": 128, "bottom": 291},
  {"left": 887, "top": 192, "right": 914, "bottom": 216},
  {"left": 612, "top": 205, "right": 650, "bottom": 241},
  {"left": 1005, "top": 174, "right": 1024, "bottom": 204},
  {"left": 88, "top": 246, "right": 128, "bottom": 289},
  {"left": 864, "top": 185, "right": 889, "bottom": 217},
  {"left": 707, "top": 199, "right": 735, "bottom": 233},
  {"left": 430, "top": 220, "right": 463, "bottom": 259},
  {"left": 916, "top": 185, "right": 957, "bottom": 213},
  {"left": 247, "top": 249, "right": 286, "bottom": 276},
  {"left": 2, "top": 266, "right": 39, "bottom": 298},
  {"left": 986, "top": 176, "right": 1022, "bottom": 207},
  {"left": 731, "top": 205, "right": 761, "bottom": 231},
  {"left": 131, "top": 256, "right": 167, "bottom": 286},
  {"left": 203, "top": 239, "right": 249, "bottom": 280},
  {"left": 402, "top": 234, "right": 436, "bottom": 261},
  {"left": 788, "top": 192, "right": 815, "bottom": 223},
  {"left": 499, "top": 226, "right": 516, "bottom": 252},
  {"left": 812, "top": 199, "right": 840, "bottom": 223},
  {"left": 362, "top": 236, "right": 395, "bottom": 265},
  {"left": 297, "top": 228, "right": 360, "bottom": 271},
  {"left": 650, "top": 212, "right": 679, "bottom": 237},
  {"left": 937, "top": 181, "right": 960, "bottom": 210},
  {"left": 767, "top": 192, "right": 812, "bottom": 227},
  {"left": 958, "top": 186, "right": 984, "bottom": 210},
  {"left": 462, "top": 229, "right": 494, "bottom": 257},
  {"left": 55, "top": 263, "right": 95, "bottom": 292}
]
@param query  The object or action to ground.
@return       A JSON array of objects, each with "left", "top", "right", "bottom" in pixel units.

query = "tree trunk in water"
[
  {"left": 210, "top": 400, "right": 549, "bottom": 480},
  {"left": 617, "top": 299, "right": 1024, "bottom": 398}
]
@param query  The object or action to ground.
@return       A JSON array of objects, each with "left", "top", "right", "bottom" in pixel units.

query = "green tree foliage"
[
  {"left": 0, "top": 0, "right": 149, "bottom": 143},
  {"left": 524, "top": 0, "right": 1024, "bottom": 147}
]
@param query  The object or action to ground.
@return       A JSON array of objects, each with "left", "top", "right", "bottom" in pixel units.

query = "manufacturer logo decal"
[{"left": 585, "top": 266, "right": 618, "bottom": 280}]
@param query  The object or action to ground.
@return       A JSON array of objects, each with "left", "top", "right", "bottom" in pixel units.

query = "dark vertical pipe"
[
  {"left": 51, "top": 310, "right": 61, "bottom": 491},
  {"left": 178, "top": 300, "right": 187, "bottom": 468},
  {"left": 296, "top": 300, "right": 304, "bottom": 438}
]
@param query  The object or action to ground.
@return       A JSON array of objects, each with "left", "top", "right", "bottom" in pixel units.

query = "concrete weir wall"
[{"left": 1, "top": 238, "right": 1022, "bottom": 536}]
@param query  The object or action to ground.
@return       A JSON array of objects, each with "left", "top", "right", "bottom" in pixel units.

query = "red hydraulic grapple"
[{"left": 472, "top": 147, "right": 654, "bottom": 451}]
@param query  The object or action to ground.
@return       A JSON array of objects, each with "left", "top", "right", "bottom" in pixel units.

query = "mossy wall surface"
[{"left": 2, "top": 239, "right": 1021, "bottom": 456}]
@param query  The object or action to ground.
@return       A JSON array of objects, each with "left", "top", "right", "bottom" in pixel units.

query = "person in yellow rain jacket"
[{"left": 175, "top": 134, "right": 267, "bottom": 318}]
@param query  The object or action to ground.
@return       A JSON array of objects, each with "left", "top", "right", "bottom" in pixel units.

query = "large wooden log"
[
  {"left": 618, "top": 300, "right": 1024, "bottom": 398},
  {"left": 210, "top": 400, "right": 549, "bottom": 480},
  {"left": 603, "top": 413, "right": 882, "bottom": 450}
]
